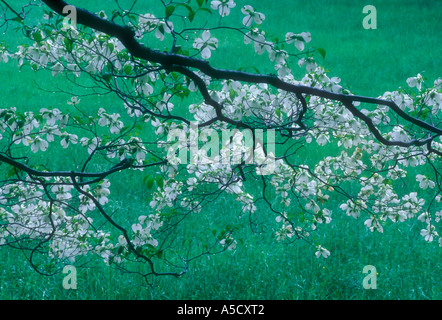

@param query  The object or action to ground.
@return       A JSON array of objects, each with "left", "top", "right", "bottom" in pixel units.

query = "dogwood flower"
[
  {"left": 94, "top": 179, "right": 111, "bottom": 205},
  {"left": 124, "top": 103, "right": 143, "bottom": 118},
  {"left": 60, "top": 133, "right": 78, "bottom": 148},
  {"left": 297, "top": 57, "right": 317, "bottom": 72},
  {"left": 137, "top": 82, "right": 153, "bottom": 96},
  {"left": 315, "top": 245, "right": 330, "bottom": 258},
  {"left": 40, "top": 108, "right": 62, "bottom": 126},
  {"left": 418, "top": 212, "right": 431, "bottom": 223},
  {"left": 0, "top": 50, "right": 9, "bottom": 63},
  {"left": 193, "top": 30, "right": 218, "bottom": 59},
  {"left": 269, "top": 49, "right": 288, "bottom": 65},
  {"left": 67, "top": 96, "right": 80, "bottom": 106},
  {"left": 51, "top": 62, "right": 64, "bottom": 77},
  {"left": 79, "top": 186, "right": 95, "bottom": 213},
  {"left": 151, "top": 118, "right": 164, "bottom": 135},
  {"left": 109, "top": 114, "right": 124, "bottom": 134},
  {"left": 402, "top": 192, "right": 425, "bottom": 216},
  {"left": 186, "top": 177, "right": 198, "bottom": 191},
  {"left": 211, "top": 0, "right": 236, "bottom": 17},
  {"left": 137, "top": 13, "right": 158, "bottom": 36},
  {"left": 51, "top": 182, "right": 73, "bottom": 201},
  {"left": 435, "top": 211, "right": 442, "bottom": 223},
  {"left": 241, "top": 5, "right": 265, "bottom": 26},
  {"left": 156, "top": 93, "right": 174, "bottom": 112},
  {"left": 316, "top": 133, "right": 329, "bottom": 146},
  {"left": 406, "top": 74, "right": 424, "bottom": 90},
  {"left": 80, "top": 137, "right": 101, "bottom": 154},
  {"left": 220, "top": 233, "right": 237, "bottom": 251},
  {"left": 416, "top": 174, "right": 435, "bottom": 190},
  {"left": 244, "top": 28, "right": 271, "bottom": 55},
  {"left": 30, "top": 136, "right": 49, "bottom": 153},
  {"left": 364, "top": 216, "right": 384, "bottom": 233},
  {"left": 286, "top": 32, "right": 311, "bottom": 51},
  {"left": 391, "top": 126, "right": 410, "bottom": 143},
  {"left": 155, "top": 20, "right": 173, "bottom": 41},
  {"left": 420, "top": 225, "right": 438, "bottom": 242},
  {"left": 67, "top": 63, "right": 81, "bottom": 77}
]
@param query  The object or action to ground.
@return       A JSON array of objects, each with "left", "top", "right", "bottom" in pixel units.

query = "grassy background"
[{"left": 0, "top": 0, "right": 441, "bottom": 300}]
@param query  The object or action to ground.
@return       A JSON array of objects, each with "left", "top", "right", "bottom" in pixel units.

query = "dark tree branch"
[
  {"left": 0, "top": 0, "right": 24, "bottom": 20},
  {"left": 40, "top": 0, "right": 442, "bottom": 151},
  {"left": 0, "top": 0, "right": 439, "bottom": 280},
  {"left": 72, "top": 176, "right": 186, "bottom": 277},
  {"left": 0, "top": 153, "right": 165, "bottom": 184}
]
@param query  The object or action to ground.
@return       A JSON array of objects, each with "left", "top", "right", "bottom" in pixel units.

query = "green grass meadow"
[{"left": 0, "top": 0, "right": 441, "bottom": 300}]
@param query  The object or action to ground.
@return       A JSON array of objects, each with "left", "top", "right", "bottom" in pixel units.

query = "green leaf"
[
  {"left": 156, "top": 250, "right": 164, "bottom": 258},
  {"left": 102, "top": 73, "right": 113, "bottom": 83},
  {"left": 7, "top": 166, "right": 20, "bottom": 178},
  {"left": 172, "top": 45, "right": 182, "bottom": 53},
  {"left": 73, "top": 115, "right": 85, "bottom": 125},
  {"left": 196, "top": 0, "right": 204, "bottom": 8},
  {"left": 13, "top": 16, "right": 24, "bottom": 24},
  {"left": 156, "top": 176, "right": 164, "bottom": 189},
  {"left": 189, "top": 11, "right": 196, "bottom": 22},
  {"left": 317, "top": 47, "right": 326, "bottom": 59},
  {"left": 180, "top": 4, "right": 193, "bottom": 13},
  {"left": 32, "top": 32, "right": 42, "bottom": 42},
  {"left": 64, "top": 38, "right": 73, "bottom": 53},
  {"left": 145, "top": 177, "right": 155, "bottom": 189},
  {"left": 179, "top": 4, "right": 196, "bottom": 22},
  {"left": 107, "top": 42, "right": 114, "bottom": 53},
  {"left": 123, "top": 64, "right": 132, "bottom": 75},
  {"left": 165, "top": 5, "right": 175, "bottom": 18},
  {"left": 16, "top": 119, "right": 25, "bottom": 129},
  {"left": 128, "top": 14, "right": 138, "bottom": 24},
  {"left": 182, "top": 238, "right": 191, "bottom": 248}
]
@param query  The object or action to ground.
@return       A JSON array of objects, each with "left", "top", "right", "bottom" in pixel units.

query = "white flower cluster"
[
  {"left": 136, "top": 13, "right": 174, "bottom": 41},
  {"left": 0, "top": 180, "right": 114, "bottom": 263},
  {"left": 131, "top": 214, "right": 163, "bottom": 248},
  {"left": 0, "top": 107, "right": 73, "bottom": 153},
  {"left": 0, "top": 2, "right": 441, "bottom": 269}
]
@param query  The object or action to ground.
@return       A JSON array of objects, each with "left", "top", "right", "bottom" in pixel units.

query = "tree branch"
[
  {"left": 0, "top": 153, "right": 164, "bottom": 184},
  {"left": 40, "top": 0, "right": 442, "bottom": 150}
]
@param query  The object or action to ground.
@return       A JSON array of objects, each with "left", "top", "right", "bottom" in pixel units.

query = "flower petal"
[
  {"left": 202, "top": 30, "right": 211, "bottom": 41},
  {"left": 201, "top": 47, "right": 212, "bottom": 59},
  {"left": 295, "top": 39, "right": 304, "bottom": 51}
]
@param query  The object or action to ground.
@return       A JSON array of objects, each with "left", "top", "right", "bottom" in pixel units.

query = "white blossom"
[
  {"left": 241, "top": 5, "right": 265, "bottom": 26},
  {"left": 315, "top": 245, "right": 330, "bottom": 258},
  {"left": 211, "top": 0, "right": 236, "bottom": 17},
  {"left": 193, "top": 30, "right": 218, "bottom": 59}
]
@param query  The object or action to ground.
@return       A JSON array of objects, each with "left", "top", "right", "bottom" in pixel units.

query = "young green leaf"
[
  {"left": 317, "top": 47, "right": 326, "bottom": 59},
  {"left": 145, "top": 176, "right": 155, "bottom": 189},
  {"left": 156, "top": 176, "right": 164, "bottom": 189},
  {"left": 32, "top": 32, "right": 42, "bottom": 42},
  {"left": 165, "top": 5, "right": 175, "bottom": 18}
]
